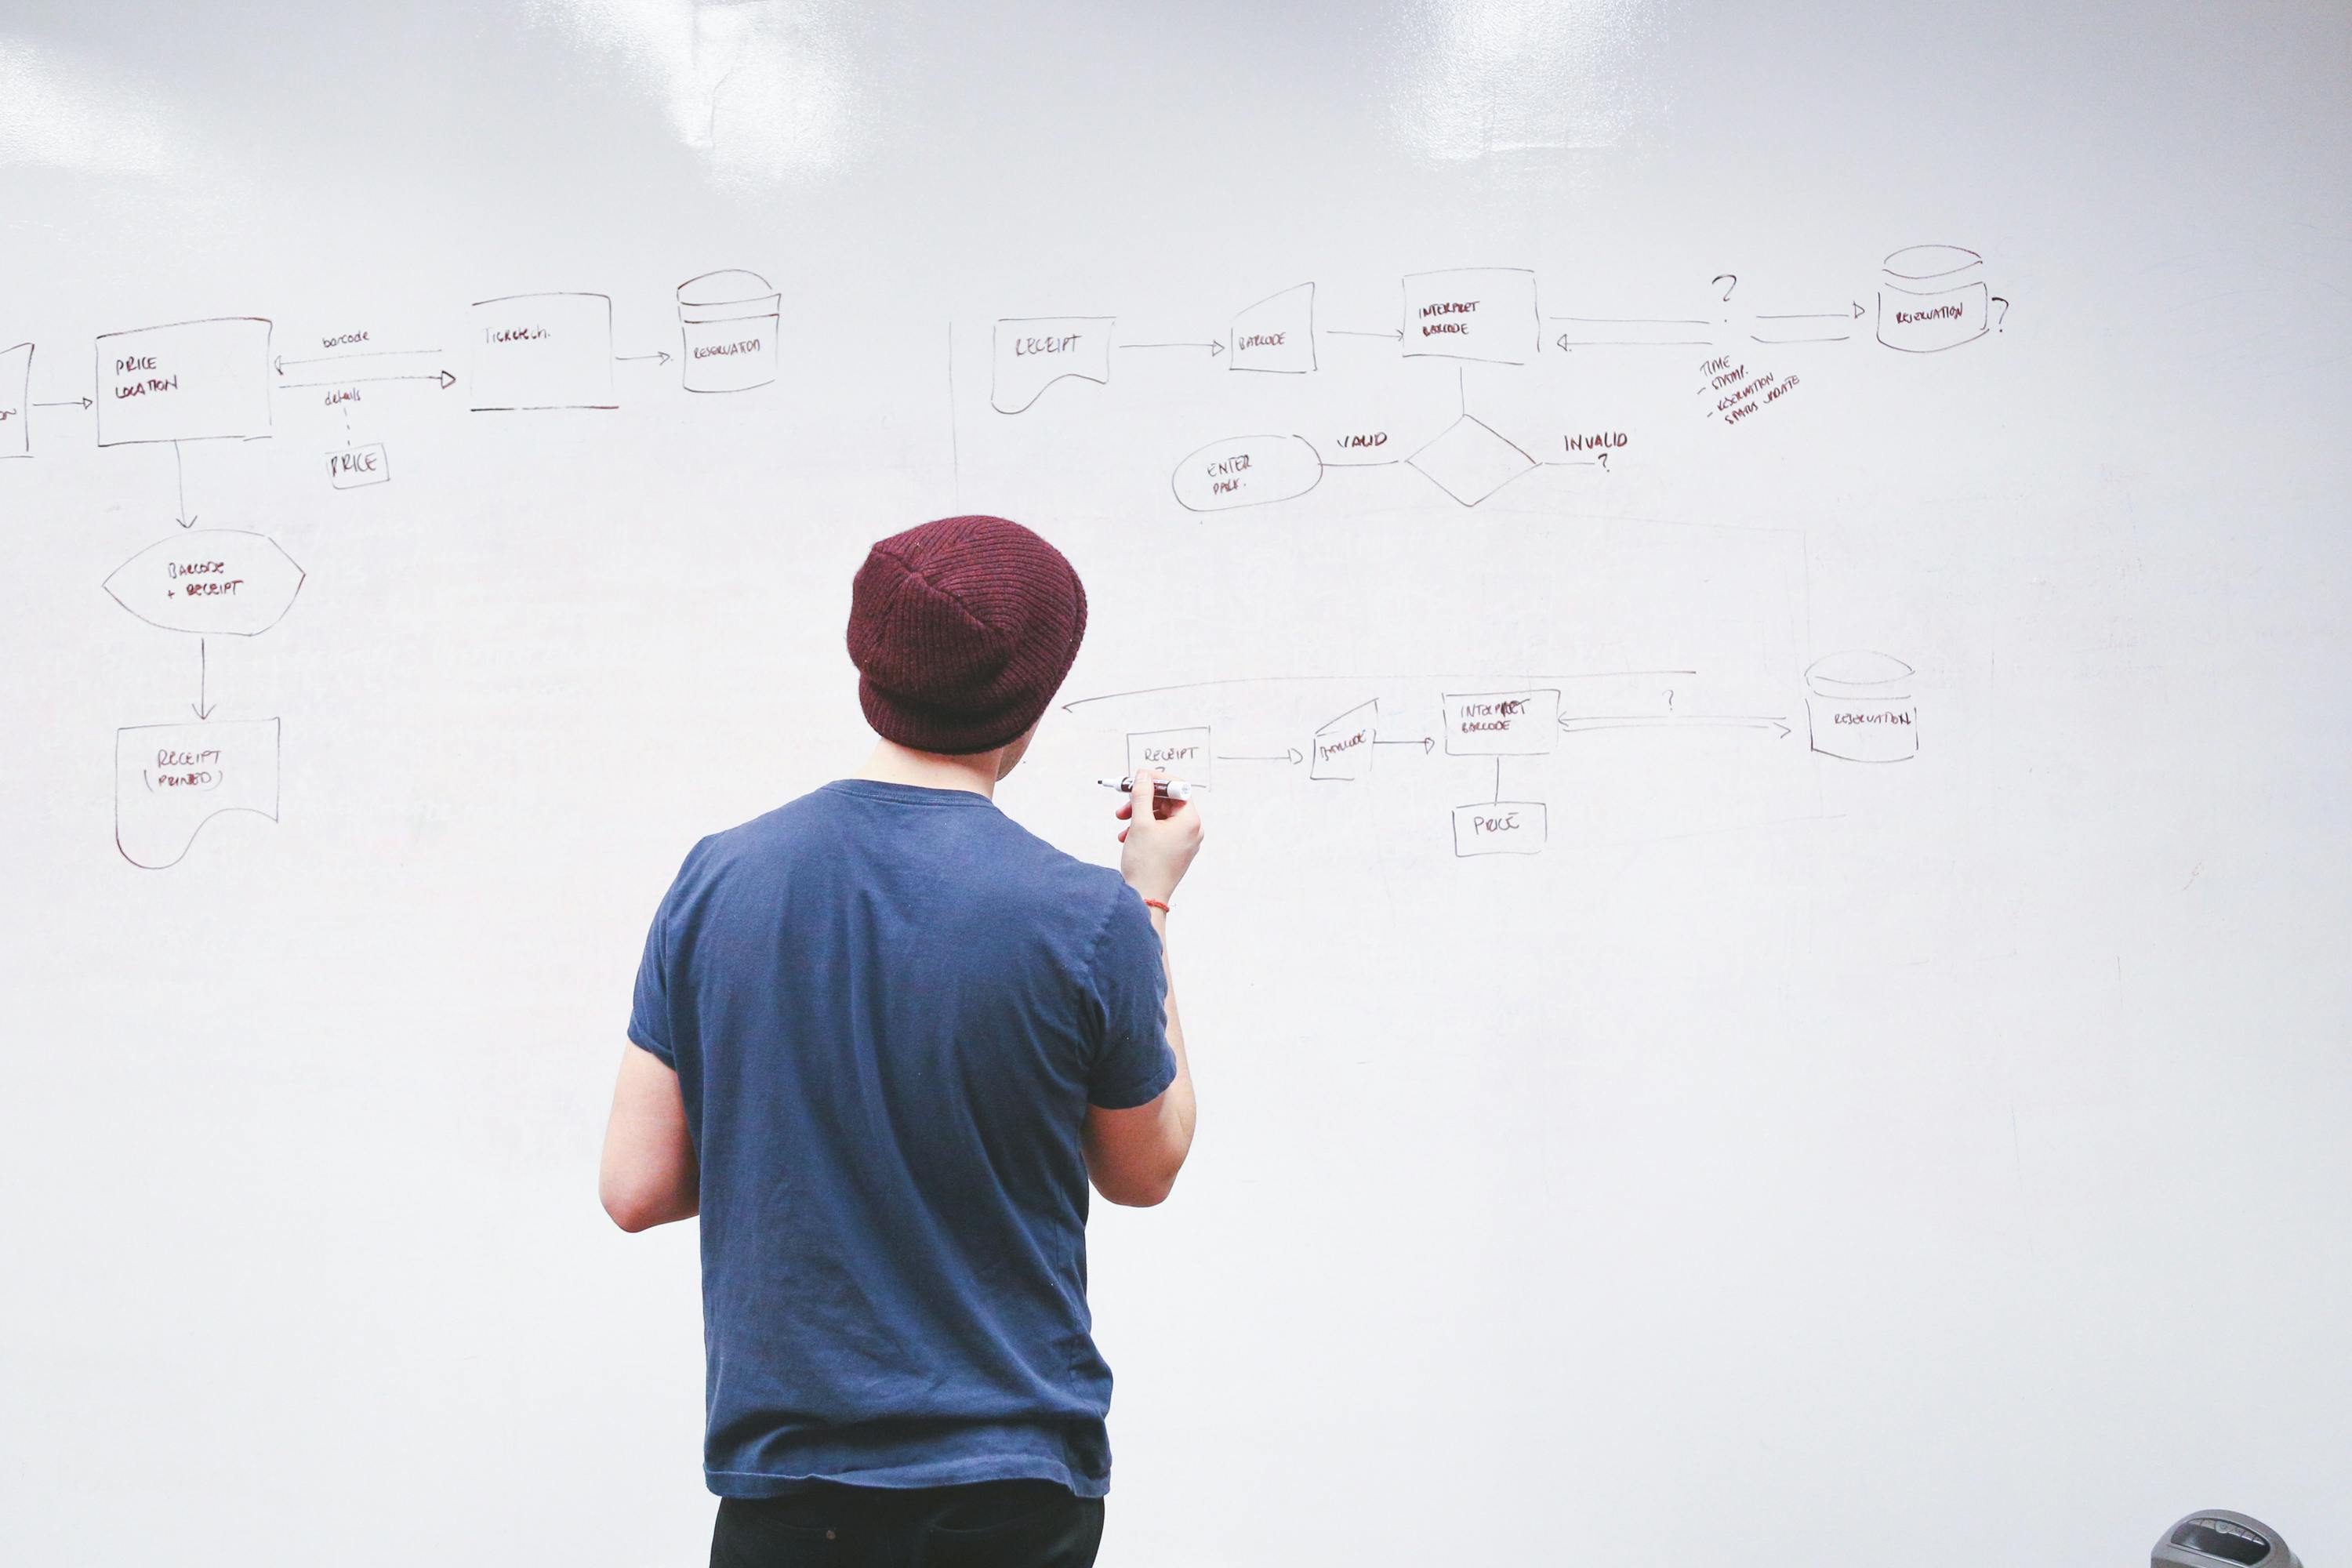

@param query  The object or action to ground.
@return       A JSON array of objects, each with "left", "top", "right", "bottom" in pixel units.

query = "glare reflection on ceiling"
[
  {"left": 526, "top": 0, "right": 860, "bottom": 183},
  {"left": 1387, "top": 0, "right": 1666, "bottom": 159}
]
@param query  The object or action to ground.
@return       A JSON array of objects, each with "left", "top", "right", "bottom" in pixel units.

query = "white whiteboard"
[{"left": 5, "top": 3, "right": 2350, "bottom": 1563}]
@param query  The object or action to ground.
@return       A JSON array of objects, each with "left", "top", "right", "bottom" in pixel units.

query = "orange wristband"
[{"left": 1142, "top": 898, "right": 1171, "bottom": 915}]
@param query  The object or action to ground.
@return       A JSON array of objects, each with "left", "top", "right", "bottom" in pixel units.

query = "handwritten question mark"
[
  {"left": 1712, "top": 274, "right": 1737, "bottom": 303},
  {"left": 1664, "top": 688, "right": 1675, "bottom": 711},
  {"left": 1595, "top": 452, "right": 1610, "bottom": 473},
  {"left": 1990, "top": 296, "right": 2010, "bottom": 331}
]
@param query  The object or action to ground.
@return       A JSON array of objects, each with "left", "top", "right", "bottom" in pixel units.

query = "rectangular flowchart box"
[
  {"left": 96, "top": 318, "right": 274, "bottom": 447},
  {"left": 1442, "top": 688, "right": 1559, "bottom": 756},
  {"left": 1453, "top": 801, "right": 1547, "bottom": 856},
  {"left": 470, "top": 292, "right": 615, "bottom": 411},
  {"left": 1402, "top": 268, "right": 1540, "bottom": 365},
  {"left": 326, "top": 443, "right": 390, "bottom": 489},
  {"left": 1127, "top": 727, "right": 1211, "bottom": 789}
]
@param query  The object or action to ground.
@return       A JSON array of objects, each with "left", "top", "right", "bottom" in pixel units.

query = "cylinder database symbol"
[
  {"left": 1876, "top": 245, "right": 1990, "bottom": 354},
  {"left": 1804, "top": 650, "right": 1918, "bottom": 762},
  {"left": 677, "top": 270, "right": 779, "bottom": 394}
]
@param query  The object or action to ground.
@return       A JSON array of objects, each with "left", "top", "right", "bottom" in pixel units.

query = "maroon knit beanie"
[{"left": 846, "top": 515, "right": 1089, "bottom": 755}]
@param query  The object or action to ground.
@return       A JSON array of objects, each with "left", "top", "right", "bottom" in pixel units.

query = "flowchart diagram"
[
  {"left": 13, "top": 248, "right": 1947, "bottom": 869},
  {"left": 7, "top": 272, "right": 775, "bottom": 868},
  {"left": 982, "top": 249, "right": 1962, "bottom": 857},
  {"left": 1065, "top": 647, "right": 1918, "bottom": 859},
  {"left": 982, "top": 246, "right": 2011, "bottom": 514}
]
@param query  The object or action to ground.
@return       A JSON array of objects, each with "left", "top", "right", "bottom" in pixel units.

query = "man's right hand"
[
  {"left": 1094, "top": 768, "right": 1200, "bottom": 1207},
  {"left": 1116, "top": 768, "right": 1203, "bottom": 904}
]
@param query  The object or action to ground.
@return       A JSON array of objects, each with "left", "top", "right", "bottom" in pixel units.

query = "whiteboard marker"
[{"left": 1098, "top": 775, "right": 1196, "bottom": 802}]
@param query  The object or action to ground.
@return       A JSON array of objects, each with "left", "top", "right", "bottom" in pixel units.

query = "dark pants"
[{"left": 711, "top": 1479, "right": 1104, "bottom": 1568}]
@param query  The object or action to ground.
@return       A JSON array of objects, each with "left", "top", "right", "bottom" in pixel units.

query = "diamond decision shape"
[{"left": 1407, "top": 415, "right": 1536, "bottom": 506}]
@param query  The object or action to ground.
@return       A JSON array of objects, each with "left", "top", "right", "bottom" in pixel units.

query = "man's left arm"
[{"left": 599, "top": 1043, "right": 698, "bottom": 1231}]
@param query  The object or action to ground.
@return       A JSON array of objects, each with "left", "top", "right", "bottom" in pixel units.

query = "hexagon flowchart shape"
[{"left": 103, "top": 529, "right": 307, "bottom": 637}]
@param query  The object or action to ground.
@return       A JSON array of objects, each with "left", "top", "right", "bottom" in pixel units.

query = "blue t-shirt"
[{"left": 627, "top": 780, "right": 1175, "bottom": 1498}]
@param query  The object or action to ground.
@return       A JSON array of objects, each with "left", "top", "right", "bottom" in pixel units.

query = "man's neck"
[{"left": 856, "top": 739, "right": 999, "bottom": 800}]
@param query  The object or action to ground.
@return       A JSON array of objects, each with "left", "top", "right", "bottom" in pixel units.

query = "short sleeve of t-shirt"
[
  {"left": 1083, "top": 887, "right": 1176, "bottom": 1109},
  {"left": 626, "top": 866, "right": 684, "bottom": 1069}
]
